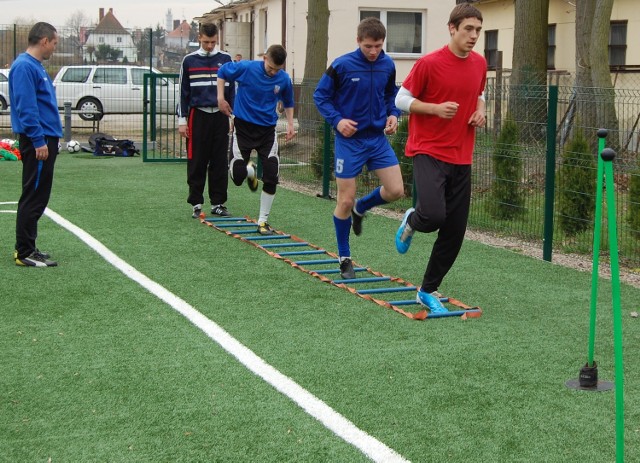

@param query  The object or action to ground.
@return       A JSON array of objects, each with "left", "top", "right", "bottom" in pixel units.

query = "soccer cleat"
[
  {"left": 14, "top": 249, "right": 50, "bottom": 259},
  {"left": 15, "top": 251, "right": 58, "bottom": 267},
  {"left": 351, "top": 206, "right": 365, "bottom": 236},
  {"left": 192, "top": 204, "right": 202, "bottom": 219},
  {"left": 257, "top": 222, "right": 274, "bottom": 235},
  {"left": 211, "top": 205, "right": 231, "bottom": 217},
  {"left": 395, "top": 207, "right": 415, "bottom": 254},
  {"left": 416, "top": 289, "right": 449, "bottom": 314},
  {"left": 339, "top": 257, "right": 356, "bottom": 279},
  {"left": 246, "top": 160, "right": 259, "bottom": 192}
]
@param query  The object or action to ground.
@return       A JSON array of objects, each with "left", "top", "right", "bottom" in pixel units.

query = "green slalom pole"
[
  {"left": 587, "top": 130, "right": 607, "bottom": 366},
  {"left": 601, "top": 147, "right": 625, "bottom": 462}
]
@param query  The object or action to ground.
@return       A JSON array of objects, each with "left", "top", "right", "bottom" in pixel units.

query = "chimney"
[
  {"left": 99, "top": 8, "right": 104, "bottom": 21},
  {"left": 174, "top": 19, "right": 180, "bottom": 30},
  {"left": 109, "top": 8, "right": 113, "bottom": 15}
]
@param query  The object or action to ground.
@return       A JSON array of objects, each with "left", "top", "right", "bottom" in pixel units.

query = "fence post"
[
  {"left": 543, "top": 85, "right": 559, "bottom": 261},
  {"left": 13, "top": 24, "right": 17, "bottom": 61},
  {"left": 321, "top": 120, "right": 331, "bottom": 198},
  {"left": 63, "top": 102, "right": 72, "bottom": 142}
]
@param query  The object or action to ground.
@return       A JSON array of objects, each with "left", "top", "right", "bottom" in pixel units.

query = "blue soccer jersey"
[{"left": 218, "top": 60, "right": 294, "bottom": 127}]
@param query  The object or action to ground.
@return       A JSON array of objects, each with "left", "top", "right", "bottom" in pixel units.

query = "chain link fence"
[{"left": 1, "top": 22, "right": 639, "bottom": 267}]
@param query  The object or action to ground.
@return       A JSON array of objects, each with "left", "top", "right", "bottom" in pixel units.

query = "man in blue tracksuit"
[
  {"left": 178, "top": 22, "right": 234, "bottom": 219},
  {"left": 11, "top": 22, "right": 62, "bottom": 267},
  {"left": 216, "top": 45, "right": 296, "bottom": 236},
  {"left": 314, "top": 18, "right": 404, "bottom": 279}
]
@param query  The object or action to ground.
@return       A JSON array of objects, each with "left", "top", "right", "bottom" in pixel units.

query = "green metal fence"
[{"left": 1, "top": 21, "right": 639, "bottom": 268}]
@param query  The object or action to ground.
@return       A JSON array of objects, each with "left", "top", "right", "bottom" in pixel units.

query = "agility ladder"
[{"left": 200, "top": 215, "right": 482, "bottom": 321}]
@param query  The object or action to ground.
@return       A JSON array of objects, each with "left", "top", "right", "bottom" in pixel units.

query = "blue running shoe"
[
  {"left": 416, "top": 289, "right": 449, "bottom": 314},
  {"left": 395, "top": 207, "right": 415, "bottom": 254}
]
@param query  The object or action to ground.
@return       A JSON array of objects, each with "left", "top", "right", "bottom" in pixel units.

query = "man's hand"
[
  {"left": 35, "top": 144, "right": 49, "bottom": 161},
  {"left": 468, "top": 110, "right": 486, "bottom": 127},
  {"left": 178, "top": 124, "right": 189, "bottom": 138},
  {"left": 336, "top": 118, "right": 358, "bottom": 137},
  {"left": 218, "top": 99, "right": 232, "bottom": 117},
  {"left": 286, "top": 123, "right": 296, "bottom": 142},
  {"left": 435, "top": 101, "right": 459, "bottom": 119},
  {"left": 384, "top": 115, "right": 398, "bottom": 135}
]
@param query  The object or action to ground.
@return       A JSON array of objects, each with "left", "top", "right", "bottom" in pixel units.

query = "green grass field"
[{"left": 1, "top": 153, "right": 639, "bottom": 462}]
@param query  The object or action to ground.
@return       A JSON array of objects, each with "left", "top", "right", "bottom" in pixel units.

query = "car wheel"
[
  {"left": 0, "top": 96, "right": 7, "bottom": 110},
  {"left": 77, "top": 97, "right": 104, "bottom": 121}
]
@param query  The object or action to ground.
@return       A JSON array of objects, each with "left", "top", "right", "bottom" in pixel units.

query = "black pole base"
[{"left": 566, "top": 362, "right": 614, "bottom": 391}]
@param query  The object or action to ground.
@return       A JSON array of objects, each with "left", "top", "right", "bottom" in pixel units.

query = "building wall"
[
  {"left": 288, "top": 0, "right": 455, "bottom": 81},
  {"left": 206, "top": 0, "right": 456, "bottom": 82},
  {"left": 475, "top": 0, "right": 640, "bottom": 74}
]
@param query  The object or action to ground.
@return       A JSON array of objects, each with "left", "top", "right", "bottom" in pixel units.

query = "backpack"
[{"left": 89, "top": 133, "right": 139, "bottom": 157}]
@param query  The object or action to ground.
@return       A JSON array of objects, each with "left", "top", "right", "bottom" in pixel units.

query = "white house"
[{"left": 84, "top": 8, "right": 137, "bottom": 63}]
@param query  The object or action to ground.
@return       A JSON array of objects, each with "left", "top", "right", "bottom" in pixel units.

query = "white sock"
[{"left": 258, "top": 191, "right": 275, "bottom": 224}]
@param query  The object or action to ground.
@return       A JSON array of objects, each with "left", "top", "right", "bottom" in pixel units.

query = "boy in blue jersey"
[
  {"left": 217, "top": 44, "right": 296, "bottom": 235},
  {"left": 178, "top": 22, "right": 234, "bottom": 219},
  {"left": 11, "top": 22, "right": 62, "bottom": 267},
  {"left": 313, "top": 18, "right": 404, "bottom": 279}
]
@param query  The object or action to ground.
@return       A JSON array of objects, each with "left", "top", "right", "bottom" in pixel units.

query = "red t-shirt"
[{"left": 403, "top": 45, "right": 487, "bottom": 164}]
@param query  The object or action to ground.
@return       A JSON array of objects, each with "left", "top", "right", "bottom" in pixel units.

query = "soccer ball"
[{"left": 66, "top": 140, "right": 81, "bottom": 152}]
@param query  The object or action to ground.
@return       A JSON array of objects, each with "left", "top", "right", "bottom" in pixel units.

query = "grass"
[{"left": 1, "top": 153, "right": 640, "bottom": 462}]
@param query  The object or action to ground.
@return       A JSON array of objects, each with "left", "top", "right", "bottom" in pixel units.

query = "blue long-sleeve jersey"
[
  {"left": 177, "top": 48, "right": 234, "bottom": 124},
  {"left": 9, "top": 53, "right": 62, "bottom": 147},
  {"left": 217, "top": 59, "right": 294, "bottom": 127},
  {"left": 313, "top": 48, "right": 400, "bottom": 139}
]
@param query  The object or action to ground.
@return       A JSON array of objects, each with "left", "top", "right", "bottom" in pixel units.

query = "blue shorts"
[{"left": 334, "top": 135, "right": 399, "bottom": 179}]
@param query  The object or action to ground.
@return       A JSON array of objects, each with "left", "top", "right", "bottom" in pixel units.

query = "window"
[
  {"left": 547, "top": 24, "right": 556, "bottom": 70},
  {"left": 93, "top": 67, "right": 127, "bottom": 85},
  {"left": 360, "top": 10, "right": 423, "bottom": 55},
  {"left": 117, "top": 36, "right": 122, "bottom": 43},
  {"left": 131, "top": 68, "right": 146, "bottom": 86},
  {"left": 484, "top": 30, "right": 498, "bottom": 70},
  {"left": 609, "top": 21, "right": 627, "bottom": 67},
  {"left": 0, "top": 73, "right": 7, "bottom": 83},
  {"left": 61, "top": 67, "right": 91, "bottom": 83}
]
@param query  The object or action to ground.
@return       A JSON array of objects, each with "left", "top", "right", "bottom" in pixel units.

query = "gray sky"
[{"left": 2, "top": 0, "right": 229, "bottom": 29}]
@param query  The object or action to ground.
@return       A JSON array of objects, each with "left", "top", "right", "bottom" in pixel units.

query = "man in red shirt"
[{"left": 394, "top": 2, "right": 487, "bottom": 313}]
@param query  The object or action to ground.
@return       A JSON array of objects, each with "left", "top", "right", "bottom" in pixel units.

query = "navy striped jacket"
[{"left": 177, "top": 48, "right": 234, "bottom": 123}]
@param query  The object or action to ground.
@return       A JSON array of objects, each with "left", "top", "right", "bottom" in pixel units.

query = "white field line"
[
  {"left": 0, "top": 201, "right": 17, "bottom": 213},
  {"left": 43, "top": 207, "right": 410, "bottom": 463}
]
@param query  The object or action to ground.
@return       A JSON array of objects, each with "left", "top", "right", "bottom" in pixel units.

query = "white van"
[
  {"left": 53, "top": 65, "right": 178, "bottom": 121},
  {"left": 0, "top": 68, "right": 10, "bottom": 110}
]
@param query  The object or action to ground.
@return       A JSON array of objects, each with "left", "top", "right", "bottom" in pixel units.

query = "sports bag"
[{"left": 89, "top": 133, "right": 139, "bottom": 157}]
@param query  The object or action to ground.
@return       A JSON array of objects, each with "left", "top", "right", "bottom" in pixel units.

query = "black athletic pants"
[
  {"left": 409, "top": 154, "right": 471, "bottom": 293},
  {"left": 186, "top": 109, "right": 229, "bottom": 207},
  {"left": 15, "top": 135, "right": 59, "bottom": 259}
]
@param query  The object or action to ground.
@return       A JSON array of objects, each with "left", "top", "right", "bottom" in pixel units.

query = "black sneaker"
[
  {"left": 192, "top": 205, "right": 202, "bottom": 219},
  {"left": 247, "top": 160, "right": 259, "bottom": 192},
  {"left": 351, "top": 207, "right": 365, "bottom": 236},
  {"left": 257, "top": 222, "right": 274, "bottom": 235},
  {"left": 211, "top": 205, "right": 231, "bottom": 217},
  {"left": 16, "top": 251, "right": 58, "bottom": 267},
  {"left": 339, "top": 258, "right": 356, "bottom": 279}
]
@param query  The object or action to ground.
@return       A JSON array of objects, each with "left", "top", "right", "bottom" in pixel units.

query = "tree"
[
  {"left": 507, "top": 0, "right": 549, "bottom": 143},
  {"left": 573, "top": 0, "right": 619, "bottom": 148},
  {"left": 299, "top": 0, "right": 329, "bottom": 129},
  {"left": 490, "top": 119, "right": 524, "bottom": 220},
  {"left": 95, "top": 44, "right": 118, "bottom": 62},
  {"left": 86, "top": 45, "right": 96, "bottom": 63},
  {"left": 65, "top": 10, "right": 91, "bottom": 63}
]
